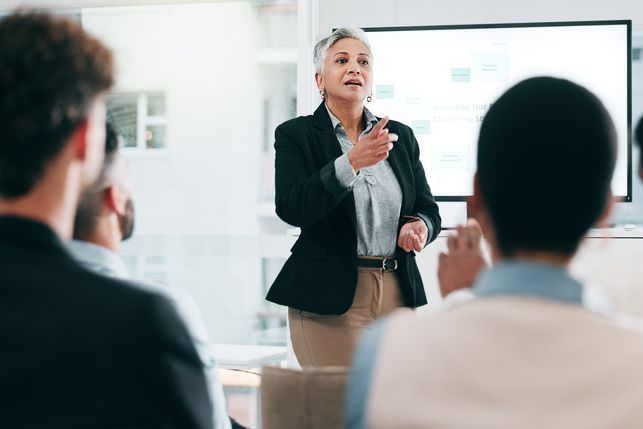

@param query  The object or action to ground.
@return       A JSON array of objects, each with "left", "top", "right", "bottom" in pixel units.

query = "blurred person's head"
[
  {"left": 314, "top": 28, "right": 373, "bottom": 108},
  {"left": 73, "top": 121, "right": 135, "bottom": 251},
  {"left": 635, "top": 116, "right": 643, "bottom": 180},
  {"left": 0, "top": 12, "right": 113, "bottom": 206},
  {"left": 471, "top": 77, "right": 616, "bottom": 261}
]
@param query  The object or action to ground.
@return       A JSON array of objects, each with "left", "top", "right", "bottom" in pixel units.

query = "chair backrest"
[{"left": 261, "top": 366, "right": 350, "bottom": 429}]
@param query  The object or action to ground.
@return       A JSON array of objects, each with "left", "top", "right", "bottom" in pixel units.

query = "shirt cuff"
[
  {"left": 334, "top": 153, "right": 359, "bottom": 189},
  {"left": 407, "top": 214, "right": 434, "bottom": 246}
]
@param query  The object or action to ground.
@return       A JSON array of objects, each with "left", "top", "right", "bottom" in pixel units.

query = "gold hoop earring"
[{"left": 367, "top": 94, "right": 372, "bottom": 102}]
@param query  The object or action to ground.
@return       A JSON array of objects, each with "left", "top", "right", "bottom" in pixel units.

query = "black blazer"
[
  {"left": 266, "top": 103, "right": 441, "bottom": 315},
  {"left": 0, "top": 216, "right": 213, "bottom": 429}
]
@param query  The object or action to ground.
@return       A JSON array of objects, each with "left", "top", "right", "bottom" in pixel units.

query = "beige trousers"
[{"left": 288, "top": 265, "right": 408, "bottom": 367}]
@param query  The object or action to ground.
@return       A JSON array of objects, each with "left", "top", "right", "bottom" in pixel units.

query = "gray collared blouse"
[{"left": 326, "top": 104, "right": 403, "bottom": 257}]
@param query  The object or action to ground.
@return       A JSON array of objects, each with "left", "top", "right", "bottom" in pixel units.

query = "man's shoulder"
[
  {"left": 123, "top": 278, "right": 200, "bottom": 322},
  {"left": 379, "top": 297, "right": 575, "bottom": 343},
  {"left": 73, "top": 263, "right": 167, "bottom": 301},
  {"left": 588, "top": 310, "right": 643, "bottom": 347},
  {"left": 0, "top": 254, "right": 184, "bottom": 357},
  {"left": 1, "top": 245, "right": 164, "bottom": 303},
  {"left": 53, "top": 262, "right": 177, "bottom": 330},
  {"left": 385, "top": 297, "right": 643, "bottom": 349},
  {"left": 62, "top": 249, "right": 203, "bottom": 345}
]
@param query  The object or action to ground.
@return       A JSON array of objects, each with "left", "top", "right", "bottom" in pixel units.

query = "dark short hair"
[
  {"left": 477, "top": 77, "right": 616, "bottom": 256},
  {"left": 73, "top": 121, "right": 121, "bottom": 241},
  {"left": 0, "top": 12, "right": 114, "bottom": 198}
]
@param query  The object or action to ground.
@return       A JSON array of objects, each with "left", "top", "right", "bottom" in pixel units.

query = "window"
[{"left": 107, "top": 92, "right": 167, "bottom": 150}]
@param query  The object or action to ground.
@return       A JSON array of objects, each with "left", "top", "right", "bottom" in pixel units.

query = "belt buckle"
[{"left": 382, "top": 258, "right": 398, "bottom": 272}]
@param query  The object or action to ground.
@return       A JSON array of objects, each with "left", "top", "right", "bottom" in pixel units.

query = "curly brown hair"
[{"left": 0, "top": 12, "right": 114, "bottom": 198}]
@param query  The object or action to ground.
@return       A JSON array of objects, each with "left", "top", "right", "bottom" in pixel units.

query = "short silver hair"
[{"left": 313, "top": 27, "right": 373, "bottom": 73}]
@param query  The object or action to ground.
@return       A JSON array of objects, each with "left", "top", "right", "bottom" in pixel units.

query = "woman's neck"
[{"left": 326, "top": 98, "right": 363, "bottom": 136}]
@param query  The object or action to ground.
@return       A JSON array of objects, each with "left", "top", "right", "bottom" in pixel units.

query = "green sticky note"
[
  {"left": 411, "top": 120, "right": 431, "bottom": 135},
  {"left": 376, "top": 84, "right": 395, "bottom": 99},
  {"left": 451, "top": 68, "right": 471, "bottom": 83}
]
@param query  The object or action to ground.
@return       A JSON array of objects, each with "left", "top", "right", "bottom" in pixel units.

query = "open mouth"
[{"left": 344, "top": 80, "right": 362, "bottom": 86}]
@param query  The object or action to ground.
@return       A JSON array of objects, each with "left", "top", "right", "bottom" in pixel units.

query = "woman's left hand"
[{"left": 397, "top": 220, "right": 428, "bottom": 253}]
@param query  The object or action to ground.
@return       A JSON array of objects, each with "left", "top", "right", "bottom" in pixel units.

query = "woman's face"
[{"left": 316, "top": 37, "right": 372, "bottom": 106}]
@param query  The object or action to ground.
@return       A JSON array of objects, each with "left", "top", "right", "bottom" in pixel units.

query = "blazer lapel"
[
  {"left": 385, "top": 126, "right": 409, "bottom": 215},
  {"left": 313, "top": 103, "right": 357, "bottom": 230}
]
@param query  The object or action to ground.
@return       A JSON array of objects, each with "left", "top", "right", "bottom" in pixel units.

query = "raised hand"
[
  {"left": 437, "top": 218, "right": 489, "bottom": 298},
  {"left": 348, "top": 116, "right": 398, "bottom": 172}
]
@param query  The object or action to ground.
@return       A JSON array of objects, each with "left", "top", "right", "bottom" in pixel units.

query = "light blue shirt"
[
  {"left": 472, "top": 260, "right": 583, "bottom": 304},
  {"left": 344, "top": 260, "right": 584, "bottom": 429},
  {"left": 66, "top": 240, "right": 232, "bottom": 429},
  {"left": 66, "top": 239, "right": 130, "bottom": 278}
]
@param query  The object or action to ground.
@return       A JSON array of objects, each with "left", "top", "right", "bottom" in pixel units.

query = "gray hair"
[{"left": 313, "top": 27, "right": 373, "bottom": 73}]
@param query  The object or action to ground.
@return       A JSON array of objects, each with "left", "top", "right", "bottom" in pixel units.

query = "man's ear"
[
  {"left": 105, "top": 185, "right": 127, "bottom": 216},
  {"left": 467, "top": 173, "right": 483, "bottom": 219},
  {"left": 595, "top": 192, "right": 614, "bottom": 228},
  {"left": 468, "top": 172, "right": 500, "bottom": 261},
  {"left": 69, "top": 119, "right": 91, "bottom": 161}
]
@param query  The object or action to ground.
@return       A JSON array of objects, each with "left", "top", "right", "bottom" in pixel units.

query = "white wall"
[
  {"left": 83, "top": 4, "right": 262, "bottom": 236},
  {"left": 82, "top": 3, "right": 266, "bottom": 343}
]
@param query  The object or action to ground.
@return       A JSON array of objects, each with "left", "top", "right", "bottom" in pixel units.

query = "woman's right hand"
[{"left": 348, "top": 117, "right": 398, "bottom": 172}]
